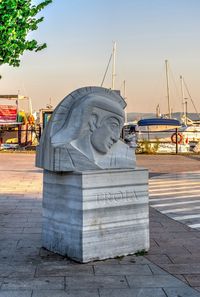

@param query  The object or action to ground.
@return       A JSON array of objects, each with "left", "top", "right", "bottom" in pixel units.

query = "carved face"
[{"left": 91, "top": 116, "right": 123, "bottom": 154}]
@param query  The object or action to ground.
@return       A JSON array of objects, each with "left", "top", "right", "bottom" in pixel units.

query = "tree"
[{"left": 0, "top": 0, "right": 52, "bottom": 67}]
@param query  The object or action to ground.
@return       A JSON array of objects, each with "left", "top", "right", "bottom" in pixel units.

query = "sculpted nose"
[
  {"left": 112, "top": 130, "right": 120, "bottom": 142},
  {"left": 112, "top": 137, "right": 117, "bottom": 143}
]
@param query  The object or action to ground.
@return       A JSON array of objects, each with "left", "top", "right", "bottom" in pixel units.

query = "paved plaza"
[{"left": 0, "top": 153, "right": 200, "bottom": 296}]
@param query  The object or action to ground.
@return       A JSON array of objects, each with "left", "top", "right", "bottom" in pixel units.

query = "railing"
[
  {"left": 131, "top": 129, "right": 200, "bottom": 154},
  {"left": 1, "top": 126, "right": 200, "bottom": 154},
  {"left": 0, "top": 125, "right": 41, "bottom": 150}
]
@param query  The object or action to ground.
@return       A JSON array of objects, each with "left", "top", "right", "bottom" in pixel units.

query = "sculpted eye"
[
  {"left": 106, "top": 117, "right": 121, "bottom": 129},
  {"left": 111, "top": 123, "right": 119, "bottom": 128}
]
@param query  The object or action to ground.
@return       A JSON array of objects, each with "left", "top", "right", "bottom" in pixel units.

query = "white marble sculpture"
[
  {"left": 36, "top": 86, "right": 136, "bottom": 171},
  {"left": 36, "top": 86, "right": 149, "bottom": 263}
]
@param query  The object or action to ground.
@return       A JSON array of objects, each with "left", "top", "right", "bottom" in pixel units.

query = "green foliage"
[
  {"left": 0, "top": 0, "right": 52, "bottom": 66},
  {"left": 135, "top": 249, "right": 148, "bottom": 256},
  {"left": 137, "top": 139, "right": 160, "bottom": 154}
]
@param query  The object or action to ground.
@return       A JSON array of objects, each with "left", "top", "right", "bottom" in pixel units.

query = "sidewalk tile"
[
  {"left": 163, "top": 287, "right": 200, "bottom": 297},
  {"left": 160, "top": 264, "right": 200, "bottom": 274},
  {"left": 118, "top": 255, "right": 151, "bottom": 264},
  {"left": 1, "top": 277, "right": 64, "bottom": 290},
  {"left": 195, "top": 288, "right": 200, "bottom": 292},
  {"left": 87, "top": 258, "right": 120, "bottom": 265},
  {"left": 0, "top": 264, "right": 36, "bottom": 278},
  {"left": 147, "top": 246, "right": 190, "bottom": 255},
  {"left": 94, "top": 264, "right": 152, "bottom": 275},
  {"left": 65, "top": 275, "right": 128, "bottom": 289},
  {"left": 99, "top": 288, "right": 166, "bottom": 297},
  {"left": 174, "top": 274, "right": 189, "bottom": 284},
  {"left": 0, "top": 291, "right": 32, "bottom": 297},
  {"left": 126, "top": 274, "right": 187, "bottom": 288},
  {"left": 36, "top": 262, "right": 94, "bottom": 276},
  {"left": 168, "top": 254, "right": 200, "bottom": 264},
  {"left": 184, "top": 275, "right": 200, "bottom": 287},
  {"left": 32, "top": 290, "right": 99, "bottom": 297},
  {"left": 148, "top": 264, "right": 169, "bottom": 275},
  {"left": 147, "top": 255, "right": 172, "bottom": 264}
]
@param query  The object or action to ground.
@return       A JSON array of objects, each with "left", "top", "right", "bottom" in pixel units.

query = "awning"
[{"left": 137, "top": 118, "right": 181, "bottom": 131}]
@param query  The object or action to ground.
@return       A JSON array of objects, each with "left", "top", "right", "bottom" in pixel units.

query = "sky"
[{"left": 1, "top": 0, "right": 200, "bottom": 114}]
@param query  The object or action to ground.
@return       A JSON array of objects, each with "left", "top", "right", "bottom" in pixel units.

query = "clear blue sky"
[{"left": 1, "top": 0, "right": 200, "bottom": 114}]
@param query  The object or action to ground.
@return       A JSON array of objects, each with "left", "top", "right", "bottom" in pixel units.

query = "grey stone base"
[{"left": 42, "top": 168, "right": 149, "bottom": 263}]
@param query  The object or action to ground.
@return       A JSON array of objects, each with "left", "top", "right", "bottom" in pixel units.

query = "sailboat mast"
[
  {"left": 111, "top": 41, "right": 116, "bottom": 90},
  {"left": 165, "top": 60, "right": 171, "bottom": 118},
  {"left": 180, "top": 75, "right": 186, "bottom": 124},
  {"left": 123, "top": 79, "right": 126, "bottom": 99},
  {"left": 123, "top": 80, "right": 128, "bottom": 123}
]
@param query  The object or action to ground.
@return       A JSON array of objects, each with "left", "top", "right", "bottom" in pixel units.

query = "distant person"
[{"left": 124, "top": 125, "right": 137, "bottom": 148}]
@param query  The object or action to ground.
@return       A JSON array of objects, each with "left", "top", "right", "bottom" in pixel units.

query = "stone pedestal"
[{"left": 42, "top": 168, "right": 149, "bottom": 263}]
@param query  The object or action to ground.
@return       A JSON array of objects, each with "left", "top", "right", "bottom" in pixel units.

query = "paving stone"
[
  {"left": 0, "top": 219, "right": 28, "bottom": 224},
  {"left": 155, "top": 238, "right": 199, "bottom": 248},
  {"left": 169, "top": 254, "right": 200, "bottom": 264},
  {"left": 38, "top": 249, "right": 69, "bottom": 261},
  {"left": 0, "top": 264, "right": 36, "bottom": 278},
  {"left": 17, "top": 239, "right": 41, "bottom": 248},
  {"left": 147, "top": 246, "right": 191, "bottom": 255},
  {"left": 65, "top": 275, "right": 128, "bottom": 289},
  {"left": 160, "top": 264, "right": 200, "bottom": 274},
  {"left": 32, "top": 290, "right": 99, "bottom": 297},
  {"left": 94, "top": 264, "right": 152, "bottom": 275},
  {"left": 118, "top": 255, "right": 151, "bottom": 264},
  {"left": 0, "top": 249, "right": 16, "bottom": 258},
  {"left": 1, "top": 215, "right": 29, "bottom": 221},
  {"left": 4, "top": 222, "right": 32, "bottom": 228},
  {"left": 96, "top": 257, "right": 142, "bottom": 265},
  {"left": 148, "top": 264, "right": 169, "bottom": 275},
  {"left": 10, "top": 257, "right": 39, "bottom": 265},
  {"left": 126, "top": 274, "right": 187, "bottom": 288},
  {"left": 1, "top": 277, "right": 64, "bottom": 290},
  {"left": 27, "top": 218, "right": 42, "bottom": 223},
  {"left": 149, "top": 239, "right": 160, "bottom": 248},
  {"left": 146, "top": 254, "right": 172, "bottom": 264},
  {"left": 88, "top": 258, "right": 120, "bottom": 265},
  {"left": 150, "top": 222, "right": 163, "bottom": 228},
  {"left": 0, "top": 291, "right": 32, "bottom": 297},
  {"left": 163, "top": 287, "right": 200, "bottom": 297},
  {"left": 0, "top": 228, "right": 23, "bottom": 234},
  {"left": 14, "top": 246, "right": 39, "bottom": 254},
  {"left": 174, "top": 274, "right": 189, "bottom": 284},
  {"left": 184, "top": 275, "right": 200, "bottom": 287},
  {"left": 184, "top": 245, "right": 200, "bottom": 254},
  {"left": 195, "top": 288, "right": 200, "bottom": 292},
  {"left": 36, "top": 262, "right": 94, "bottom": 276},
  {"left": 99, "top": 288, "right": 167, "bottom": 297},
  {"left": 150, "top": 231, "right": 173, "bottom": 240},
  {"left": 0, "top": 256, "right": 13, "bottom": 264},
  {"left": 0, "top": 234, "right": 41, "bottom": 241},
  {"left": 10, "top": 253, "right": 41, "bottom": 264},
  {"left": 151, "top": 225, "right": 187, "bottom": 233},
  {"left": 22, "top": 228, "right": 41, "bottom": 234},
  {"left": 0, "top": 278, "right": 4, "bottom": 287}
]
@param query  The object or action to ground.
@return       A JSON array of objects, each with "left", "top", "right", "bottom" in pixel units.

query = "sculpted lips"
[{"left": 107, "top": 140, "right": 114, "bottom": 148}]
